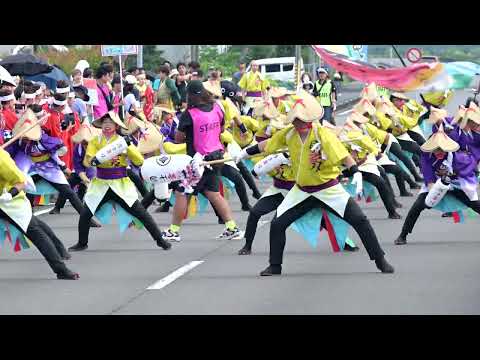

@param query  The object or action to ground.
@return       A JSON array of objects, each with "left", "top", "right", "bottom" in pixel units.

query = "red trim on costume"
[
  {"left": 452, "top": 211, "right": 460, "bottom": 223},
  {"left": 322, "top": 210, "right": 340, "bottom": 252}
]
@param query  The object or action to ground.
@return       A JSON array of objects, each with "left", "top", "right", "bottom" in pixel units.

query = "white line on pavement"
[
  {"left": 147, "top": 260, "right": 205, "bottom": 290},
  {"left": 337, "top": 109, "right": 353, "bottom": 116},
  {"left": 33, "top": 207, "right": 54, "bottom": 216}
]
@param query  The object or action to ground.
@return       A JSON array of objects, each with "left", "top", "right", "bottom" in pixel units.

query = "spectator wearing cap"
[
  {"left": 72, "top": 85, "right": 90, "bottom": 123},
  {"left": 238, "top": 60, "right": 270, "bottom": 116},
  {"left": 153, "top": 65, "right": 181, "bottom": 111},
  {"left": 93, "top": 66, "right": 113, "bottom": 120},
  {"left": 313, "top": 67, "right": 337, "bottom": 125}
]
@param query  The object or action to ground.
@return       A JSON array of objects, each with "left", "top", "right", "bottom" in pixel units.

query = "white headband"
[
  {"left": 53, "top": 99, "right": 67, "bottom": 106},
  {"left": 56, "top": 87, "right": 70, "bottom": 94},
  {"left": 0, "top": 94, "right": 15, "bottom": 102},
  {"left": 23, "top": 92, "right": 37, "bottom": 99},
  {"left": 35, "top": 89, "right": 43, "bottom": 96}
]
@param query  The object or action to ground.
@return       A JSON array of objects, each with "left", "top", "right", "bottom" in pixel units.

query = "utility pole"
[
  {"left": 295, "top": 45, "right": 302, "bottom": 90},
  {"left": 137, "top": 45, "right": 143, "bottom": 68},
  {"left": 190, "top": 45, "right": 199, "bottom": 62}
]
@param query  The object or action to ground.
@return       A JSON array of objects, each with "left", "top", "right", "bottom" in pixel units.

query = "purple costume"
[
  {"left": 159, "top": 119, "right": 177, "bottom": 143},
  {"left": 9, "top": 132, "right": 69, "bottom": 185},
  {"left": 73, "top": 143, "right": 95, "bottom": 179}
]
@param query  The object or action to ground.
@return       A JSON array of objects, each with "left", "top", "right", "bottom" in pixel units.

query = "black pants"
[
  {"left": 77, "top": 188, "right": 164, "bottom": 246},
  {"left": 377, "top": 166, "right": 396, "bottom": 199},
  {"left": 269, "top": 196, "right": 385, "bottom": 265},
  {"left": 244, "top": 193, "right": 284, "bottom": 249},
  {"left": 382, "top": 164, "right": 413, "bottom": 195},
  {"left": 389, "top": 142, "right": 422, "bottom": 180},
  {"left": 407, "top": 130, "right": 426, "bottom": 147},
  {"left": 400, "top": 190, "right": 480, "bottom": 238},
  {"left": 0, "top": 209, "right": 69, "bottom": 275},
  {"left": 127, "top": 168, "right": 148, "bottom": 197},
  {"left": 398, "top": 139, "right": 421, "bottom": 166},
  {"left": 220, "top": 165, "right": 250, "bottom": 208},
  {"left": 54, "top": 173, "right": 87, "bottom": 210},
  {"left": 362, "top": 171, "right": 397, "bottom": 215},
  {"left": 237, "top": 160, "right": 261, "bottom": 197},
  {"left": 28, "top": 175, "right": 85, "bottom": 215}
]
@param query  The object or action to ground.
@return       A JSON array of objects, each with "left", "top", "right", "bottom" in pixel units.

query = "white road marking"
[
  {"left": 337, "top": 109, "right": 353, "bottom": 116},
  {"left": 33, "top": 207, "right": 54, "bottom": 216},
  {"left": 147, "top": 260, "right": 204, "bottom": 290}
]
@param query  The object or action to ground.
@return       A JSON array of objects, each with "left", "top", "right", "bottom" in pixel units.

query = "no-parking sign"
[{"left": 406, "top": 48, "right": 422, "bottom": 63}]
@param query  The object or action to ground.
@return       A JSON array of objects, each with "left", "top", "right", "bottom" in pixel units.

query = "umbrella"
[
  {"left": 0, "top": 64, "right": 16, "bottom": 85},
  {"left": 25, "top": 65, "right": 70, "bottom": 91},
  {"left": 0, "top": 54, "right": 52, "bottom": 76}
]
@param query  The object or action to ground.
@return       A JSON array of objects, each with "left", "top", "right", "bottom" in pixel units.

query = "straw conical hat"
[
  {"left": 137, "top": 121, "right": 164, "bottom": 154},
  {"left": 390, "top": 92, "right": 409, "bottom": 101},
  {"left": 375, "top": 99, "right": 397, "bottom": 117},
  {"left": 203, "top": 80, "right": 222, "bottom": 98},
  {"left": 121, "top": 114, "right": 147, "bottom": 135},
  {"left": 285, "top": 90, "right": 324, "bottom": 124},
  {"left": 353, "top": 97, "right": 376, "bottom": 116},
  {"left": 253, "top": 98, "right": 281, "bottom": 119},
  {"left": 427, "top": 106, "right": 448, "bottom": 124},
  {"left": 421, "top": 124, "right": 459, "bottom": 153},
  {"left": 269, "top": 87, "right": 289, "bottom": 99},
  {"left": 460, "top": 103, "right": 480, "bottom": 129},
  {"left": 361, "top": 83, "right": 379, "bottom": 103},
  {"left": 269, "top": 113, "right": 289, "bottom": 129},
  {"left": 71, "top": 121, "right": 102, "bottom": 143},
  {"left": 154, "top": 105, "right": 176, "bottom": 114},
  {"left": 348, "top": 110, "right": 369, "bottom": 125},
  {"left": 452, "top": 105, "right": 466, "bottom": 126},
  {"left": 322, "top": 120, "right": 343, "bottom": 136},
  {"left": 92, "top": 111, "right": 128, "bottom": 130},
  {"left": 12, "top": 108, "right": 42, "bottom": 141}
]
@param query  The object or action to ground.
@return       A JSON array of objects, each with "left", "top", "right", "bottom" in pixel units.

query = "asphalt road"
[{"left": 0, "top": 89, "right": 479, "bottom": 315}]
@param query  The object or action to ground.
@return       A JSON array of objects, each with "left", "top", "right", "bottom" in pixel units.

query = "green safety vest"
[
  {"left": 315, "top": 80, "right": 333, "bottom": 107},
  {"left": 376, "top": 85, "right": 390, "bottom": 99}
]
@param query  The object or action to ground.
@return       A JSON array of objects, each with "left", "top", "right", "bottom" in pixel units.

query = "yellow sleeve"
[
  {"left": 126, "top": 144, "right": 144, "bottom": 167},
  {"left": 220, "top": 130, "right": 234, "bottom": 144},
  {"left": 163, "top": 142, "right": 186, "bottom": 155},
  {"left": 374, "top": 111, "right": 392, "bottom": 131},
  {"left": 264, "top": 126, "right": 290, "bottom": 154},
  {"left": 241, "top": 115, "right": 259, "bottom": 132},
  {"left": 365, "top": 123, "right": 387, "bottom": 144},
  {"left": 354, "top": 133, "right": 379, "bottom": 155},
  {"left": 320, "top": 128, "right": 350, "bottom": 165},
  {"left": 238, "top": 73, "right": 248, "bottom": 90},
  {"left": 396, "top": 112, "right": 417, "bottom": 130},
  {"left": 0, "top": 149, "right": 26, "bottom": 185},
  {"left": 84, "top": 138, "right": 98, "bottom": 168}
]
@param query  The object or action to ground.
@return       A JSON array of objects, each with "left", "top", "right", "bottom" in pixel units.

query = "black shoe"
[
  {"left": 400, "top": 191, "right": 414, "bottom": 197},
  {"left": 57, "top": 270, "right": 80, "bottom": 280},
  {"left": 414, "top": 176, "right": 424, "bottom": 183},
  {"left": 218, "top": 218, "right": 225, "bottom": 224},
  {"left": 260, "top": 265, "right": 282, "bottom": 276},
  {"left": 375, "top": 257, "right": 395, "bottom": 273},
  {"left": 49, "top": 207, "right": 61, "bottom": 215},
  {"left": 343, "top": 243, "right": 359, "bottom": 252},
  {"left": 388, "top": 212, "right": 402, "bottom": 219},
  {"left": 155, "top": 202, "right": 171, "bottom": 213},
  {"left": 238, "top": 246, "right": 252, "bottom": 255},
  {"left": 394, "top": 235, "right": 407, "bottom": 245},
  {"left": 68, "top": 243, "right": 88, "bottom": 252},
  {"left": 241, "top": 204, "right": 252, "bottom": 212},
  {"left": 89, "top": 219, "right": 102, "bottom": 228},
  {"left": 410, "top": 183, "right": 421, "bottom": 189},
  {"left": 442, "top": 212, "right": 453, "bottom": 218},
  {"left": 252, "top": 192, "right": 262, "bottom": 200},
  {"left": 156, "top": 238, "right": 172, "bottom": 250},
  {"left": 394, "top": 201, "right": 403, "bottom": 208}
]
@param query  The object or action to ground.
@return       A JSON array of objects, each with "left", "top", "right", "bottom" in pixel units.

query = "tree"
[{"left": 124, "top": 45, "right": 166, "bottom": 72}]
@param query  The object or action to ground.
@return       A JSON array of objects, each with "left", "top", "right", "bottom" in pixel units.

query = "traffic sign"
[
  {"left": 406, "top": 47, "right": 422, "bottom": 63},
  {"left": 101, "top": 45, "right": 138, "bottom": 57}
]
